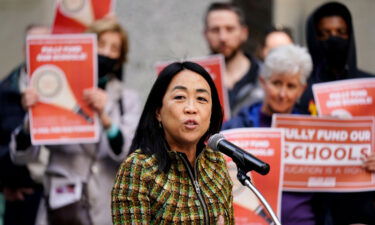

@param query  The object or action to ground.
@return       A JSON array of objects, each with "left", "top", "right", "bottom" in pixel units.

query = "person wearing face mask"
[
  {"left": 9, "top": 18, "right": 141, "bottom": 225},
  {"left": 298, "top": 2, "right": 374, "bottom": 115},
  {"left": 296, "top": 2, "right": 375, "bottom": 225}
]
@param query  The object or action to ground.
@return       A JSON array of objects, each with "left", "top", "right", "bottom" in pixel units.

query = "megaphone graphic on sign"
[{"left": 31, "top": 64, "right": 93, "bottom": 123}]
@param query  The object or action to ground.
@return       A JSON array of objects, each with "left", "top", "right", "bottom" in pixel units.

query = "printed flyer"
[
  {"left": 52, "top": 0, "right": 115, "bottom": 34},
  {"left": 26, "top": 34, "right": 98, "bottom": 145},
  {"left": 155, "top": 54, "right": 230, "bottom": 120},
  {"left": 221, "top": 128, "right": 284, "bottom": 225},
  {"left": 273, "top": 114, "right": 375, "bottom": 192}
]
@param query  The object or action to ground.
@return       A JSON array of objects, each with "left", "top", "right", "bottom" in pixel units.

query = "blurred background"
[{"left": 1, "top": 0, "right": 374, "bottom": 103}]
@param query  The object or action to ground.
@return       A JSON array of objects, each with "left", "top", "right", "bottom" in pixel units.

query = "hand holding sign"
[
  {"left": 83, "top": 88, "right": 113, "bottom": 129},
  {"left": 22, "top": 88, "right": 39, "bottom": 110},
  {"left": 83, "top": 88, "right": 107, "bottom": 115},
  {"left": 363, "top": 153, "right": 375, "bottom": 172}
]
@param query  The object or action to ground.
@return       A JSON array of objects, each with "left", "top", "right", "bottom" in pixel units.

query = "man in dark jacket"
[
  {"left": 204, "top": 2, "right": 263, "bottom": 117},
  {"left": 0, "top": 24, "right": 49, "bottom": 225},
  {"left": 297, "top": 2, "right": 375, "bottom": 225}
]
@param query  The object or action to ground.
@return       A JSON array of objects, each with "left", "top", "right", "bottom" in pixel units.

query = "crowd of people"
[{"left": 1, "top": 1, "right": 375, "bottom": 225}]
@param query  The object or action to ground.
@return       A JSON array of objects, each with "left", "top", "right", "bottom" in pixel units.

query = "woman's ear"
[{"left": 155, "top": 108, "right": 161, "bottom": 122}]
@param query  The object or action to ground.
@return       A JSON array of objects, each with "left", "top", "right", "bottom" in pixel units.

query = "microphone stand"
[{"left": 237, "top": 168, "right": 282, "bottom": 225}]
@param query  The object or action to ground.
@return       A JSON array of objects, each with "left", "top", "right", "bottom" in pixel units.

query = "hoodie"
[{"left": 297, "top": 1, "right": 374, "bottom": 115}]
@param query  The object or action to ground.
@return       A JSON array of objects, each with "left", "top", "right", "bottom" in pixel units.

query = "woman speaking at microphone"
[{"left": 111, "top": 61, "right": 234, "bottom": 224}]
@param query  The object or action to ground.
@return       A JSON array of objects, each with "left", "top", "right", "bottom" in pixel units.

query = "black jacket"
[
  {"left": 228, "top": 53, "right": 262, "bottom": 117},
  {"left": 0, "top": 64, "right": 35, "bottom": 189}
]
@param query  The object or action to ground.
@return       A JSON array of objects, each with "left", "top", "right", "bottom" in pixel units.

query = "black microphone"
[{"left": 208, "top": 133, "right": 270, "bottom": 175}]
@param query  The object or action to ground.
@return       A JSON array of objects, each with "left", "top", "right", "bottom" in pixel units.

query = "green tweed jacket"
[{"left": 111, "top": 148, "right": 234, "bottom": 225}]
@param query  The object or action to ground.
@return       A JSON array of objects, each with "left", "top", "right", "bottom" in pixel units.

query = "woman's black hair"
[{"left": 129, "top": 61, "right": 223, "bottom": 172}]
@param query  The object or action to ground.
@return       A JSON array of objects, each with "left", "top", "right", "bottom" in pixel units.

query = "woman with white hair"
[
  {"left": 223, "top": 44, "right": 311, "bottom": 128},
  {"left": 223, "top": 44, "right": 316, "bottom": 225}
]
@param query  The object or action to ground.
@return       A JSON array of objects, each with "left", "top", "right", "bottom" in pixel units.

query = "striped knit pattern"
[{"left": 112, "top": 148, "right": 234, "bottom": 224}]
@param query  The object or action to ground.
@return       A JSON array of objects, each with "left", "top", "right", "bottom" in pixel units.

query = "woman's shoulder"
[
  {"left": 203, "top": 148, "right": 226, "bottom": 164},
  {"left": 115, "top": 150, "right": 160, "bottom": 188},
  {"left": 126, "top": 149, "right": 156, "bottom": 162},
  {"left": 124, "top": 150, "right": 159, "bottom": 170}
]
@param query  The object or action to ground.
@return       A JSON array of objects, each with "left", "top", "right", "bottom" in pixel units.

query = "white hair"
[{"left": 260, "top": 44, "right": 312, "bottom": 84}]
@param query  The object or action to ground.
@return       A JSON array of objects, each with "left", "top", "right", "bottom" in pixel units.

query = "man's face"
[
  {"left": 204, "top": 10, "right": 248, "bottom": 60},
  {"left": 317, "top": 15, "right": 349, "bottom": 40}
]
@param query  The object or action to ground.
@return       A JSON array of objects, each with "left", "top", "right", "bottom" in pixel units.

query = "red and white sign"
[
  {"left": 52, "top": 0, "right": 115, "bottom": 34},
  {"left": 273, "top": 114, "right": 375, "bottom": 192},
  {"left": 155, "top": 54, "right": 230, "bottom": 120},
  {"left": 26, "top": 34, "right": 99, "bottom": 145},
  {"left": 221, "top": 128, "right": 283, "bottom": 225},
  {"left": 313, "top": 78, "right": 375, "bottom": 117}
]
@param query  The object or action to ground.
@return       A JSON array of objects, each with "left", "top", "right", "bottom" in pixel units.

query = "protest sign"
[
  {"left": 52, "top": 0, "right": 115, "bottom": 34},
  {"left": 313, "top": 78, "right": 375, "bottom": 117},
  {"left": 273, "top": 114, "right": 375, "bottom": 192},
  {"left": 27, "top": 34, "right": 98, "bottom": 145},
  {"left": 221, "top": 128, "right": 283, "bottom": 225}
]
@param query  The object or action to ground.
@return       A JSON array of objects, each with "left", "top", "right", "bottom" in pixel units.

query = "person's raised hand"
[
  {"left": 362, "top": 153, "right": 375, "bottom": 172},
  {"left": 83, "top": 88, "right": 108, "bottom": 115},
  {"left": 21, "top": 88, "right": 38, "bottom": 110}
]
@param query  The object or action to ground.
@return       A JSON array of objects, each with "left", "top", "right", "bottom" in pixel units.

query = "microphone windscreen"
[{"left": 208, "top": 133, "right": 225, "bottom": 151}]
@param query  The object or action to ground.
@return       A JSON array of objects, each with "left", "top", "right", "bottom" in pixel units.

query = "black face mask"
[
  {"left": 319, "top": 36, "right": 349, "bottom": 70},
  {"left": 97, "top": 55, "right": 122, "bottom": 88},
  {"left": 98, "top": 55, "right": 118, "bottom": 78}
]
